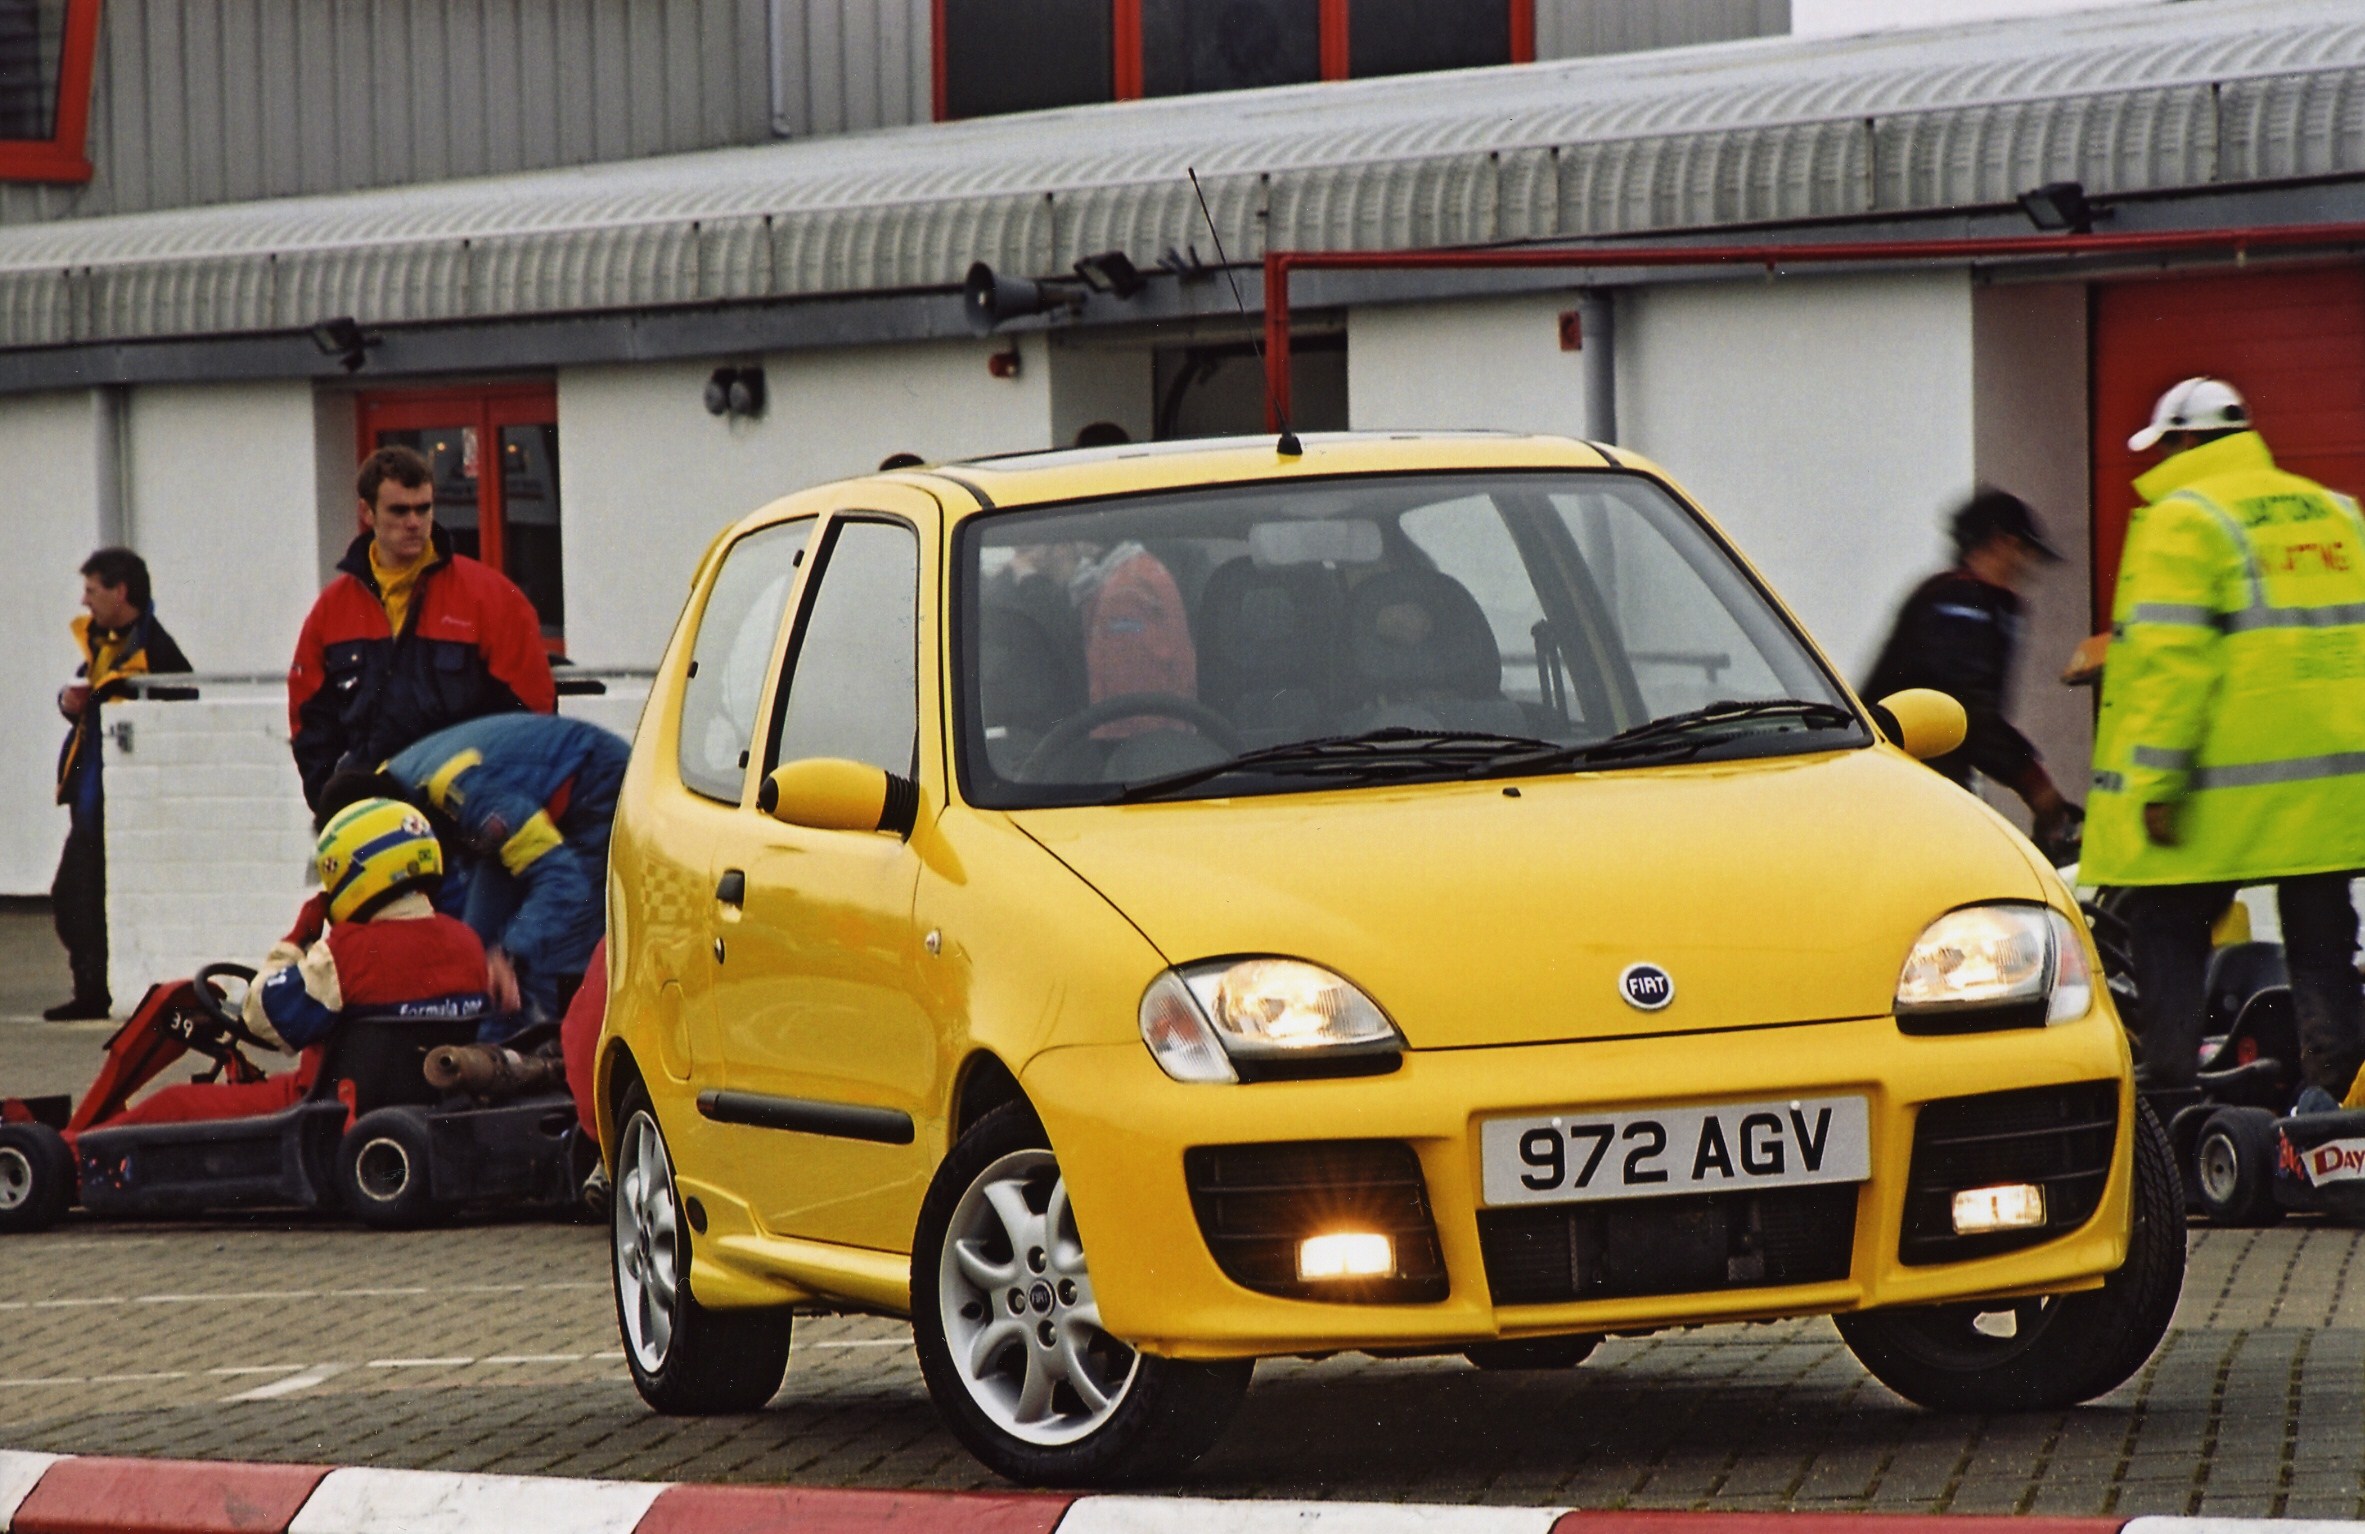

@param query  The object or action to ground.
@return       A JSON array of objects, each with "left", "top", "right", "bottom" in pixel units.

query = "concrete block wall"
[{"left": 102, "top": 682, "right": 650, "bottom": 1008}]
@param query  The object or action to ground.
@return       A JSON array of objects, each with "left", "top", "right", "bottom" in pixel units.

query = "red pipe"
[{"left": 1259, "top": 223, "right": 2365, "bottom": 429}]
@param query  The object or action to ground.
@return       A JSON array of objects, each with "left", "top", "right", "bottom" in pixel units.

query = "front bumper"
[{"left": 1023, "top": 1009, "right": 2135, "bottom": 1360}]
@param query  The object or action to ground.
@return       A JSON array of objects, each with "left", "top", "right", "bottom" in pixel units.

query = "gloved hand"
[{"left": 2031, "top": 799, "right": 2085, "bottom": 867}]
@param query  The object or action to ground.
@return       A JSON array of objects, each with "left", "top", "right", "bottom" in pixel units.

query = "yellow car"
[{"left": 598, "top": 432, "right": 2182, "bottom": 1486}]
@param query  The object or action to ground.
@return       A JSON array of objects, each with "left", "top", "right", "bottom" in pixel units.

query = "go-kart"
[{"left": 0, "top": 963, "right": 590, "bottom": 1234}]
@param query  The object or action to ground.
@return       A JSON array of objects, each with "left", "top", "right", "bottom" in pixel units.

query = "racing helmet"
[{"left": 316, "top": 797, "right": 443, "bottom": 924}]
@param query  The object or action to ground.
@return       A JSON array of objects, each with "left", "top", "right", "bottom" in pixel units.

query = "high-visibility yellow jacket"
[{"left": 2086, "top": 431, "right": 2365, "bottom": 885}]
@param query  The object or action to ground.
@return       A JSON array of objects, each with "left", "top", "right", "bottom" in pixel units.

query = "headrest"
[
  {"left": 1346, "top": 568, "right": 1501, "bottom": 699},
  {"left": 1199, "top": 558, "right": 1342, "bottom": 684}
]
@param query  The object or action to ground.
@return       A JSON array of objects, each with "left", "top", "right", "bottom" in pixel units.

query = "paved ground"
[{"left": 3, "top": 910, "right": 2362, "bottom": 1513}]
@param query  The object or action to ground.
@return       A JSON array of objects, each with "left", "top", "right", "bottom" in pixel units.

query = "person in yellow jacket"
[{"left": 2087, "top": 377, "right": 2365, "bottom": 1099}]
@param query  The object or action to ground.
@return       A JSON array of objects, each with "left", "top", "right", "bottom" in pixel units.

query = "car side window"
[
  {"left": 677, "top": 520, "right": 813, "bottom": 802},
  {"left": 769, "top": 518, "right": 921, "bottom": 777}
]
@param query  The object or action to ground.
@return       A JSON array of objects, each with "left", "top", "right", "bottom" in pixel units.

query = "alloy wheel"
[
  {"left": 937, "top": 1147, "right": 1138, "bottom": 1447},
  {"left": 0, "top": 1146, "right": 29, "bottom": 1212},
  {"left": 614, "top": 1112, "right": 682, "bottom": 1375},
  {"left": 2197, "top": 1131, "right": 2241, "bottom": 1206}
]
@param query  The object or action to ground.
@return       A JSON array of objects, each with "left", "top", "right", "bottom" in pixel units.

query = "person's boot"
[{"left": 41, "top": 995, "right": 110, "bottom": 1021}]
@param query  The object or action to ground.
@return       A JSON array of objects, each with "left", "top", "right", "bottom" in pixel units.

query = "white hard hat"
[{"left": 2128, "top": 376, "right": 2250, "bottom": 451}]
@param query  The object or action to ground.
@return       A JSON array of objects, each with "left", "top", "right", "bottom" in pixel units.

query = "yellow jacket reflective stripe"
[{"left": 2085, "top": 431, "right": 2365, "bottom": 885}]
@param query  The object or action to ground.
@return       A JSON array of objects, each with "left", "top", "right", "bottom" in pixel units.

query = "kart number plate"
[{"left": 1479, "top": 1096, "right": 1870, "bottom": 1207}]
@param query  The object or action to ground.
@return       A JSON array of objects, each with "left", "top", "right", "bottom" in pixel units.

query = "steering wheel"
[
  {"left": 1018, "top": 693, "right": 1246, "bottom": 782},
  {"left": 192, "top": 961, "right": 269, "bottom": 1048}
]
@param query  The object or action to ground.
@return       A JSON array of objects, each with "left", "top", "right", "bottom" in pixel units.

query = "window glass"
[
  {"left": 771, "top": 520, "right": 920, "bottom": 776},
  {"left": 499, "top": 423, "right": 564, "bottom": 639},
  {"left": 1347, "top": 0, "right": 1511, "bottom": 78},
  {"left": 0, "top": 0, "right": 62, "bottom": 140},
  {"left": 678, "top": 521, "right": 811, "bottom": 802},
  {"left": 1400, "top": 495, "right": 1567, "bottom": 720},
  {"left": 1143, "top": 0, "right": 1319, "bottom": 97},
  {"left": 942, "top": 0, "right": 1111, "bottom": 119}
]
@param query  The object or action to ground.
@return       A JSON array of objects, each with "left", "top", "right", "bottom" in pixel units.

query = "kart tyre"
[
  {"left": 1835, "top": 1098, "right": 2185, "bottom": 1413},
  {"left": 0, "top": 1122, "right": 73, "bottom": 1234},
  {"left": 912, "top": 1102, "right": 1252, "bottom": 1487},
  {"left": 1465, "top": 1334, "right": 1600, "bottom": 1371},
  {"left": 2193, "top": 1108, "right": 2283, "bottom": 1227},
  {"left": 611, "top": 1086, "right": 792, "bottom": 1414},
  {"left": 336, "top": 1109, "right": 441, "bottom": 1230}
]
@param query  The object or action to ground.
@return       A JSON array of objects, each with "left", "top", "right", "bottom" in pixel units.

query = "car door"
[{"left": 705, "top": 492, "right": 942, "bottom": 1253}]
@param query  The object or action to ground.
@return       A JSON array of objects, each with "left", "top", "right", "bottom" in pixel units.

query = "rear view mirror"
[
  {"left": 1872, "top": 689, "right": 1969, "bottom": 763},
  {"left": 1250, "top": 519, "right": 1382, "bottom": 567},
  {"left": 759, "top": 758, "right": 920, "bottom": 837}
]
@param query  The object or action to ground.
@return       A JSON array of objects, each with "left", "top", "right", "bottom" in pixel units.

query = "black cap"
[{"left": 1951, "top": 489, "right": 2062, "bottom": 563}]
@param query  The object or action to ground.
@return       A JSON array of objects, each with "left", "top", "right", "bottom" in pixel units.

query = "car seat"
[
  {"left": 1197, "top": 557, "right": 1347, "bottom": 743},
  {"left": 1342, "top": 567, "right": 1527, "bottom": 736},
  {"left": 977, "top": 598, "right": 1088, "bottom": 777}
]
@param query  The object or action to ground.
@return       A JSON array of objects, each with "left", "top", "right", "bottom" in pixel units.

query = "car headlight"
[
  {"left": 1895, "top": 904, "right": 2093, "bottom": 1027},
  {"left": 1138, "top": 958, "right": 1404, "bottom": 1084}
]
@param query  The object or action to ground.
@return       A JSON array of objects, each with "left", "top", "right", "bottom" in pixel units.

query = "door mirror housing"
[
  {"left": 1871, "top": 689, "right": 1969, "bottom": 762},
  {"left": 758, "top": 758, "right": 920, "bottom": 837}
]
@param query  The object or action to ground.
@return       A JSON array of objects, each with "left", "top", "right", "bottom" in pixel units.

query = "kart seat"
[{"left": 310, "top": 1006, "right": 490, "bottom": 1118}]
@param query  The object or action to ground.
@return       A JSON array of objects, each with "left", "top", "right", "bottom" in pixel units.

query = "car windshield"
[{"left": 955, "top": 470, "right": 1866, "bottom": 808}]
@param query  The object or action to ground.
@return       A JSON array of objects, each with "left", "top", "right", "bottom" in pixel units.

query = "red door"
[
  {"left": 2091, "top": 266, "right": 2365, "bottom": 619},
  {"left": 357, "top": 384, "right": 565, "bottom": 651}
]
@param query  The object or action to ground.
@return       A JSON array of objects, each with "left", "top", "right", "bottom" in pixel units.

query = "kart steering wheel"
[
  {"left": 192, "top": 962, "right": 270, "bottom": 1049},
  {"left": 1018, "top": 693, "right": 1245, "bottom": 782}
]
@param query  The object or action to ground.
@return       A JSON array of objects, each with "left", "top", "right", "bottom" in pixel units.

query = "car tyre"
[
  {"left": 336, "top": 1108, "right": 442, "bottom": 1229},
  {"left": 1835, "top": 1097, "right": 2185, "bottom": 1413},
  {"left": 0, "top": 1122, "right": 74, "bottom": 1234},
  {"left": 1464, "top": 1334, "right": 1600, "bottom": 1370},
  {"left": 912, "top": 1101, "right": 1252, "bottom": 1487},
  {"left": 611, "top": 1086, "right": 792, "bottom": 1414},
  {"left": 2192, "top": 1108, "right": 2283, "bottom": 1227}
]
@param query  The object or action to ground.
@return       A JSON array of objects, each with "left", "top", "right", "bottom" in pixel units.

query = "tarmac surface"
[{"left": 2, "top": 908, "right": 2362, "bottom": 1514}]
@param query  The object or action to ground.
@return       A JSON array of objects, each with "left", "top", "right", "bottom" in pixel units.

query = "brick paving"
[{"left": 4, "top": 911, "right": 2363, "bottom": 1509}]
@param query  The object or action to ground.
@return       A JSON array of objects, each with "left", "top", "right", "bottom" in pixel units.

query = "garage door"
[{"left": 2091, "top": 265, "right": 2365, "bottom": 618}]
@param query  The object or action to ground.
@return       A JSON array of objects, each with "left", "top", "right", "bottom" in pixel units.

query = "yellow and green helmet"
[{"left": 315, "top": 797, "right": 443, "bottom": 924}]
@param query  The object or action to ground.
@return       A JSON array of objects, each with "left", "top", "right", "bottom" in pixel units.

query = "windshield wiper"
[
  {"left": 1113, "top": 726, "right": 1566, "bottom": 803},
  {"left": 1502, "top": 698, "right": 1861, "bottom": 772}
]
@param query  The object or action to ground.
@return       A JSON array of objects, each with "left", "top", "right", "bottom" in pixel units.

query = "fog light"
[
  {"left": 1297, "top": 1231, "right": 1394, "bottom": 1280},
  {"left": 1952, "top": 1183, "right": 2046, "bottom": 1235}
]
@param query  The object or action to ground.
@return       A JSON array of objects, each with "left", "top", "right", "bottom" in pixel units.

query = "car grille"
[
  {"left": 1183, "top": 1140, "right": 1449, "bottom": 1303},
  {"left": 1477, "top": 1184, "right": 1858, "bottom": 1307},
  {"left": 1899, "top": 1080, "right": 2118, "bottom": 1265}
]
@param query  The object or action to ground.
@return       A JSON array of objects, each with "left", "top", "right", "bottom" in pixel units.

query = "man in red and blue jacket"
[{"left": 288, "top": 446, "right": 556, "bottom": 811}]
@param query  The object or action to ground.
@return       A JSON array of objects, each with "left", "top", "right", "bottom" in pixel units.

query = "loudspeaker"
[{"left": 964, "top": 262, "right": 1077, "bottom": 334}]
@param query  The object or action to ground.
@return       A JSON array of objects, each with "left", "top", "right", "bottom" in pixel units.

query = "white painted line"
[
  {"left": 478, "top": 1354, "right": 584, "bottom": 1365},
  {"left": 810, "top": 1339, "right": 909, "bottom": 1348},
  {"left": 139, "top": 1290, "right": 320, "bottom": 1304},
  {"left": 84, "top": 1372, "right": 188, "bottom": 1384},
  {"left": 1057, "top": 1499, "right": 1572, "bottom": 1534},
  {"left": 591, "top": 1351, "right": 624, "bottom": 1361},
  {"left": 211, "top": 1365, "right": 314, "bottom": 1376},
  {"left": 224, "top": 1362, "right": 351, "bottom": 1402},
  {"left": 0, "top": 1378, "right": 85, "bottom": 1389},
  {"left": 325, "top": 1287, "right": 432, "bottom": 1298},
  {"left": 0, "top": 1449, "right": 62, "bottom": 1532},
  {"left": 367, "top": 1358, "right": 475, "bottom": 1369},
  {"left": 287, "top": 1467, "right": 666, "bottom": 1534}
]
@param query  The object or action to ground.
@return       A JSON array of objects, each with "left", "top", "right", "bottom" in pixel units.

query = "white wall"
[
  {"left": 558, "top": 336, "right": 1053, "bottom": 669},
  {"left": 1349, "top": 293, "right": 1595, "bottom": 437},
  {"left": 1049, "top": 343, "right": 1154, "bottom": 447},
  {"left": 0, "top": 392, "right": 105, "bottom": 893},
  {"left": 129, "top": 381, "right": 332, "bottom": 676},
  {"left": 1619, "top": 271, "right": 1979, "bottom": 682}
]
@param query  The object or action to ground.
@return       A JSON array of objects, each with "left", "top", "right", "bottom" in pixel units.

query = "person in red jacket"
[{"left": 288, "top": 445, "right": 556, "bottom": 810}]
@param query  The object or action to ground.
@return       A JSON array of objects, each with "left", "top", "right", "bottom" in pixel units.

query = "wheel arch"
[{"left": 951, "top": 1049, "right": 1031, "bottom": 1144}]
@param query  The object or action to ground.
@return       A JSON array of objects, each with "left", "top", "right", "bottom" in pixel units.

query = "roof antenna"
[{"left": 1188, "top": 166, "right": 1301, "bottom": 458}]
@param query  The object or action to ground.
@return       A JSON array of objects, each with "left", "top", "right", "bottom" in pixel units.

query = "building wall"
[
  {"left": 1536, "top": 0, "right": 1790, "bottom": 58},
  {"left": 1618, "top": 271, "right": 1978, "bottom": 685},
  {"left": 1973, "top": 280, "right": 2094, "bottom": 818},
  {"left": 558, "top": 335, "right": 1053, "bottom": 670},
  {"left": 771, "top": 0, "right": 931, "bottom": 137},
  {"left": 0, "top": 391, "right": 103, "bottom": 895},
  {"left": 1, "top": 0, "right": 774, "bottom": 226},
  {"left": 1348, "top": 293, "right": 1594, "bottom": 438}
]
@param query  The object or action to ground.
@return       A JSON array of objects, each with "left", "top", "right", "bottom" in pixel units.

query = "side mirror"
[
  {"left": 1871, "top": 689, "right": 1969, "bottom": 763},
  {"left": 758, "top": 758, "right": 920, "bottom": 837}
]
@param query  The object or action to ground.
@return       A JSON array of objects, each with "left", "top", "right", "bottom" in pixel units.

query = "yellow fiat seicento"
[{"left": 599, "top": 432, "right": 2180, "bottom": 1486}]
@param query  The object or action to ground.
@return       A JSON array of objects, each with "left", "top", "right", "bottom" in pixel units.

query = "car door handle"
[{"left": 715, "top": 869, "right": 746, "bottom": 908}]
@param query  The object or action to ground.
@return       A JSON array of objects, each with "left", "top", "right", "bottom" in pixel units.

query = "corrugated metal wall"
[
  {"left": 0, "top": 0, "right": 776, "bottom": 226},
  {"left": 769, "top": 0, "right": 930, "bottom": 138},
  {"left": 1537, "top": 0, "right": 1789, "bottom": 61}
]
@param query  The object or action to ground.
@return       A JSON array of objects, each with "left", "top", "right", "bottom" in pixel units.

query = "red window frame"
[
  {"left": 935, "top": 0, "right": 1536, "bottom": 120},
  {"left": 356, "top": 382, "right": 565, "bottom": 653},
  {"left": 0, "top": 0, "right": 102, "bottom": 183}
]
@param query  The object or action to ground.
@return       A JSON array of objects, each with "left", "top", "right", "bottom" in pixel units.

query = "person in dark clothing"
[
  {"left": 49, "top": 548, "right": 191, "bottom": 1020},
  {"left": 1864, "top": 490, "right": 2078, "bottom": 851},
  {"left": 287, "top": 446, "right": 556, "bottom": 811}
]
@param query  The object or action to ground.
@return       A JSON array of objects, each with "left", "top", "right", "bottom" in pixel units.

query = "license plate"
[{"left": 1480, "top": 1096, "right": 1871, "bottom": 1207}]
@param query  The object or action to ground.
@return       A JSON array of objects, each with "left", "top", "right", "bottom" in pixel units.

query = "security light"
[
  {"left": 308, "top": 316, "right": 376, "bottom": 372},
  {"left": 2017, "top": 181, "right": 2100, "bottom": 235},
  {"left": 1072, "top": 250, "right": 1147, "bottom": 299}
]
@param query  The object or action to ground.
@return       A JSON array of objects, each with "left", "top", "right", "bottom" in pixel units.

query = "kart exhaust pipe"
[{"left": 424, "top": 1044, "right": 564, "bottom": 1101}]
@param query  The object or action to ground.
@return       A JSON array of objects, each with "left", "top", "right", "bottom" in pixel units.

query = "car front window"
[{"left": 956, "top": 472, "right": 1863, "bottom": 808}]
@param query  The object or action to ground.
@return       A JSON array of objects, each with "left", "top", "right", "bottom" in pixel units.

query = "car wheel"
[
  {"left": 611, "top": 1086, "right": 792, "bottom": 1414},
  {"left": 912, "top": 1102, "right": 1253, "bottom": 1486},
  {"left": 0, "top": 1123, "right": 74, "bottom": 1234},
  {"left": 335, "top": 1109, "right": 442, "bottom": 1229},
  {"left": 2193, "top": 1108, "right": 2283, "bottom": 1227},
  {"left": 1836, "top": 1098, "right": 2185, "bottom": 1413},
  {"left": 1464, "top": 1334, "right": 1600, "bottom": 1370}
]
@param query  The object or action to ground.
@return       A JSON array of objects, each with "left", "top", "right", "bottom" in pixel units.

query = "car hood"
[{"left": 1006, "top": 748, "right": 2047, "bottom": 1050}]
